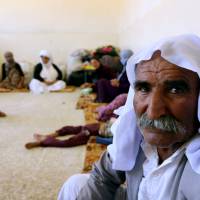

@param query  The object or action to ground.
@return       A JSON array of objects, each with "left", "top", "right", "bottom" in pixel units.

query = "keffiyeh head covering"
[{"left": 108, "top": 34, "right": 200, "bottom": 173}]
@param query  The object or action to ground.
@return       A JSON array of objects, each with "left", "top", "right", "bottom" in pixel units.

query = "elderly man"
[
  {"left": 58, "top": 34, "right": 200, "bottom": 200},
  {"left": 0, "top": 52, "right": 24, "bottom": 89}
]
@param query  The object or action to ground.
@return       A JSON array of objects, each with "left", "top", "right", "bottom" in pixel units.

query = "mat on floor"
[
  {"left": 84, "top": 102, "right": 106, "bottom": 124},
  {"left": 76, "top": 94, "right": 97, "bottom": 109},
  {"left": 82, "top": 102, "right": 108, "bottom": 173},
  {"left": 82, "top": 136, "right": 107, "bottom": 173},
  {"left": 0, "top": 86, "right": 76, "bottom": 93}
]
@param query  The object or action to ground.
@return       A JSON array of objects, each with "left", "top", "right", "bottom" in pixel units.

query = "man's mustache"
[{"left": 137, "top": 113, "right": 186, "bottom": 134}]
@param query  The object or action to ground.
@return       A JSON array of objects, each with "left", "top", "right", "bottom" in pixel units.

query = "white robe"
[
  {"left": 29, "top": 79, "right": 66, "bottom": 94},
  {"left": 29, "top": 50, "right": 66, "bottom": 94}
]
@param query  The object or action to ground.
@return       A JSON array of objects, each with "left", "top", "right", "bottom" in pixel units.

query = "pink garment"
[
  {"left": 96, "top": 93, "right": 127, "bottom": 122},
  {"left": 41, "top": 123, "right": 100, "bottom": 148}
]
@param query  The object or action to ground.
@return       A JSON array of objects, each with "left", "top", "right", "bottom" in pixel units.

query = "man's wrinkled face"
[{"left": 134, "top": 51, "right": 199, "bottom": 148}]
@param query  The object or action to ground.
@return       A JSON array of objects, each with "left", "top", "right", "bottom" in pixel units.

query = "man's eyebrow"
[
  {"left": 164, "top": 79, "right": 190, "bottom": 90},
  {"left": 134, "top": 81, "right": 151, "bottom": 88}
]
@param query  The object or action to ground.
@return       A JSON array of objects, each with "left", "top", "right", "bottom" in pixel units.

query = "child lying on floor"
[
  {"left": 25, "top": 121, "right": 114, "bottom": 149},
  {"left": 25, "top": 93, "right": 127, "bottom": 149}
]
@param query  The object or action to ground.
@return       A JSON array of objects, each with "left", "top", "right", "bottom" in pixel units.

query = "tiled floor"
[{"left": 0, "top": 91, "right": 85, "bottom": 200}]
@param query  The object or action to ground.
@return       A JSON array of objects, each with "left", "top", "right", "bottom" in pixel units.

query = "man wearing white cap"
[{"left": 58, "top": 34, "right": 200, "bottom": 200}]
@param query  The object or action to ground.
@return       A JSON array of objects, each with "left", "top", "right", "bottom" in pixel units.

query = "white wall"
[
  {"left": 0, "top": 0, "right": 121, "bottom": 64},
  {"left": 3, "top": 0, "right": 199, "bottom": 65},
  {"left": 119, "top": 0, "right": 200, "bottom": 52}
]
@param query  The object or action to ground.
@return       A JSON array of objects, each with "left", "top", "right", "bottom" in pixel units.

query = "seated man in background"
[
  {"left": 0, "top": 52, "right": 24, "bottom": 89},
  {"left": 29, "top": 50, "right": 66, "bottom": 94},
  {"left": 58, "top": 34, "right": 200, "bottom": 200}
]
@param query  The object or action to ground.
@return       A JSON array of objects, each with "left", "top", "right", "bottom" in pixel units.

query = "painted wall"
[
  {"left": 2, "top": 0, "right": 198, "bottom": 64},
  {"left": 119, "top": 0, "right": 200, "bottom": 52},
  {"left": 0, "top": 0, "right": 120, "bottom": 64}
]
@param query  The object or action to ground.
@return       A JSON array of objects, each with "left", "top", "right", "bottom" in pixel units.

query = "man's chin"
[{"left": 141, "top": 129, "right": 176, "bottom": 147}]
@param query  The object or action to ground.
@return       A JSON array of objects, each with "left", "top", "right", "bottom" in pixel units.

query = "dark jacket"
[{"left": 33, "top": 63, "right": 62, "bottom": 82}]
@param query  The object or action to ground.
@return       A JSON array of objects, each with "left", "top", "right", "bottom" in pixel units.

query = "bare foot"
[
  {"left": 0, "top": 111, "right": 6, "bottom": 117},
  {"left": 33, "top": 133, "right": 48, "bottom": 142},
  {"left": 25, "top": 142, "right": 41, "bottom": 149}
]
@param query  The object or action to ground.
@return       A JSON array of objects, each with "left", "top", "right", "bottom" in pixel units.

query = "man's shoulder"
[
  {"left": 179, "top": 161, "right": 200, "bottom": 199},
  {"left": 182, "top": 160, "right": 200, "bottom": 180}
]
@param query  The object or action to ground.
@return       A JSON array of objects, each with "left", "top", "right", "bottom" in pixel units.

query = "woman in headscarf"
[
  {"left": 0, "top": 52, "right": 24, "bottom": 89},
  {"left": 94, "top": 49, "right": 133, "bottom": 103},
  {"left": 29, "top": 50, "right": 66, "bottom": 94}
]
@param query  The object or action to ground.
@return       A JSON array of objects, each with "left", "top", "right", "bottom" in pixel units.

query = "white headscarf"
[
  {"left": 39, "top": 50, "right": 58, "bottom": 82},
  {"left": 40, "top": 50, "right": 53, "bottom": 68},
  {"left": 108, "top": 34, "right": 200, "bottom": 174}
]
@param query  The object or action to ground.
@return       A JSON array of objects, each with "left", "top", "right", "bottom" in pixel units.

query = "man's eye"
[
  {"left": 134, "top": 82, "right": 151, "bottom": 94},
  {"left": 166, "top": 81, "right": 190, "bottom": 95},
  {"left": 136, "top": 86, "right": 150, "bottom": 93},
  {"left": 169, "top": 87, "right": 186, "bottom": 94}
]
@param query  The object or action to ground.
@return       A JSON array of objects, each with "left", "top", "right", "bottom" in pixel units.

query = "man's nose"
[{"left": 146, "top": 91, "right": 168, "bottom": 120}]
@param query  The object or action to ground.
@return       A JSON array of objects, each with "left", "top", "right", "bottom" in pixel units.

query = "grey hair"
[{"left": 137, "top": 113, "right": 186, "bottom": 134}]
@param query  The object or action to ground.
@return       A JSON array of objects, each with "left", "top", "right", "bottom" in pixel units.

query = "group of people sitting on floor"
[
  {"left": 0, "top": 47, "right": 133, "bottom": 102},
  {"left": 0, "top": 50, "right": 66, "bottom": 94},
  {"left": 23, "top": 48, "right": 133, "bottom": 149},
  {"left": 0, "top": 46, "right": 133, "bottom": 149}
]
